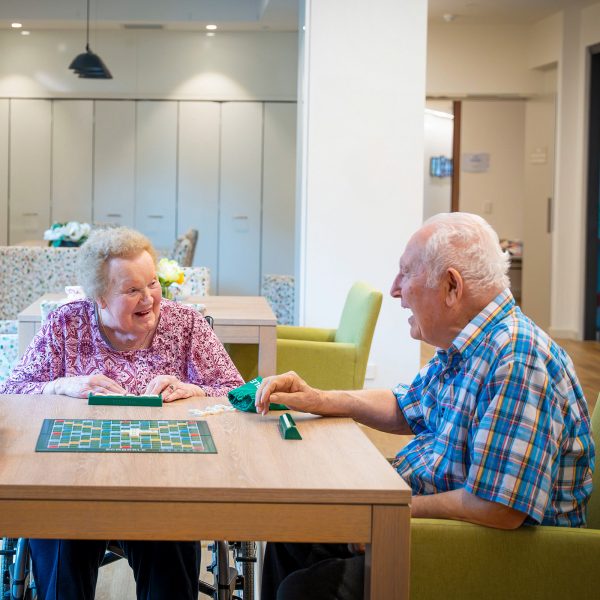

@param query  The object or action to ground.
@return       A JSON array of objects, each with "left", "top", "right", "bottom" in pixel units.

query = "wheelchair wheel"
[
  {"left": 1, "top": 538, "right": 18, "bottom": 598},
  {"left": 234, "top": 541, "right": 256, "bottom": 600},
  {"left": 8, "top": 539, "right": 36, "bottom": 600}
]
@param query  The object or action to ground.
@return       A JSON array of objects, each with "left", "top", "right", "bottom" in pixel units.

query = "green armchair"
[
  {"left": 229, "top": 281, "right": 383, "bottom": 389},
  {"left": 409, "top": 399, "right": 600, "bottom": 599}
]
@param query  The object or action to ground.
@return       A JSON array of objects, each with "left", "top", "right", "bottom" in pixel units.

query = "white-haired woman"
[{"left": 1, "top": 226, "right": 244, "bottom": 600}]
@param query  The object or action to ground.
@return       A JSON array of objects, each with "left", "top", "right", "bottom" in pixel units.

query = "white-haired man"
[{"left": 257, "top": 212, "right": 595, "bottom": 600}]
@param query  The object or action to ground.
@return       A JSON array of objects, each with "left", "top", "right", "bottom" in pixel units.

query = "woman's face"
[{"left": 98, "top": 250, "right": 162, "bottom": 336}]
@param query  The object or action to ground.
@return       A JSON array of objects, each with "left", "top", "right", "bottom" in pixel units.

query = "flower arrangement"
[
  {"left": 157, "top": 258, "right": 185, "bottom": 299},
  {"left": 43, "top": 221, "right": 91, "bottom": 247}
]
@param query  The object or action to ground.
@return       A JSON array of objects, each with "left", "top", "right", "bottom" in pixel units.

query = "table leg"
[
  {"left": 364, "top": 505, "right": 411, "bottom": 600},
  {"left": 257, "top": 326, "right": 277, "bottom": 377}
]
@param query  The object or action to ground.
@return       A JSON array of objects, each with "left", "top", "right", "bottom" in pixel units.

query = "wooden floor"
[{"left": 96, "top": 338, "right": 600, "bottom": 598}]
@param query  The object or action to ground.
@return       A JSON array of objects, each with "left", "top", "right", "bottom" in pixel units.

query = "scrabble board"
[{"left": 36, "top": 419, "right": 216, "bottom": 453}]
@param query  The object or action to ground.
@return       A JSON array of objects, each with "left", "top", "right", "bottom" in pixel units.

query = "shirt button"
[{"left": 443, "top": 373, "right": 450, "bottom": 380}]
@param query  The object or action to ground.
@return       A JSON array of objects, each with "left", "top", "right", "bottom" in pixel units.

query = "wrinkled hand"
[
  {"left": 45, "top": 374, "right": 127, "bottom": 399},
  {"left": 255, "top": 371, "right": 321, "bottom": 416},
  {"left": 144, "top": 375, "right": 205, "bottom": 403}
]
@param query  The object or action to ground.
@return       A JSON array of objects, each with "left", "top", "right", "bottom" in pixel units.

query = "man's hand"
[
  {"left": 255, "top": 371, "right": 322, "bottom": 416},
  {"left": 44, "top": 375, "right": 127, "bottom": 398},
  {"left": 144, "top": 375, "right": 206, "bottom": 403}
]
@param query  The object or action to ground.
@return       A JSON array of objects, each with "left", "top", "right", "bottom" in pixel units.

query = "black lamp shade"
[{"left": 69, "top": 45, "right": 112, "bottom": 79}]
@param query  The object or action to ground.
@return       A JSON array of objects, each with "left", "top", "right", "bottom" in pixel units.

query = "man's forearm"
[
  {"left": 314, "top": 388, "right": 412, "bottom": 434},
  {"left": 411, "top": 488, "right": 527, "bottom": 530}
]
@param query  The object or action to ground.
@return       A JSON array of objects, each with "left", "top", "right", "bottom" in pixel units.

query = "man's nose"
[{"left": 390, "top": 275, "right": 402, "bottom": 298}]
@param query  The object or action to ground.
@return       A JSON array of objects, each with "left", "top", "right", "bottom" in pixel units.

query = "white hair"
[
  {"left": 78, "top": 227, "right": 157, "bottom": 299},
  {"left": 420, "top": 212, "right": 510, "bottom": 290}
]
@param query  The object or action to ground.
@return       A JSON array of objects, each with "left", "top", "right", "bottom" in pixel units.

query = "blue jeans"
[{"left": 29, "top": 539, "right": 201, "bottom": 600}]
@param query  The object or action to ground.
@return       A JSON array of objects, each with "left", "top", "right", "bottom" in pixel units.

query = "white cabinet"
[
  {"left": 9, "top": 100, "right": 52, "bottom": 244},
  {"left": 0, "top": 100, "right": 8, "bottom": 245},
  {"left": 177, "top": 102, "right": 220, "bottom": 271},
  {"left": 218, "top": 103, "right": 263, "bottom": 295},
  {"left": 135, "top": 101, "right": 177, "bottom": 252},
  {"left": 93, "top": 101, "right": 135, "bottom": 228},
  {"left": 262, "top": 102, "right": 297, "bottom": 278},
  {"left": 52, "top": 100, "right": 93, "bottom": 224}
]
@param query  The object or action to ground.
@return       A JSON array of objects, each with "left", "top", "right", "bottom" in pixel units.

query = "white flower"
[
  {"left": 157, "top": 258, "right": 184, "bottom": 285},
  {"left": 65, "top": 221, "right": 91, "bottom": 241},
  {"left": 43, "top": 226, "right": 65, "bottom": 241}
]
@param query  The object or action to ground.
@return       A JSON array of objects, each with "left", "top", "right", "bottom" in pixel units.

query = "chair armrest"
[
  {"left": 277, "top": 326, "right": 337, "bottom": 342},
  {"left": 410, "top": 518, "right": 600, "bottom": 599},
  {"left": 277, "top": 339, "right": 358, "bottom": 389}
]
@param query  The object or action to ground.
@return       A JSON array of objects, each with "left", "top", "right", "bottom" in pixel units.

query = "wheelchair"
[{"left": 1, "top": 537, "right": 256, "bottom": 600}]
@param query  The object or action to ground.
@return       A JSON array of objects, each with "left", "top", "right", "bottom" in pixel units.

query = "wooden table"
[
  {"left": 0, "top": 395, "right": 411, "bottom": 599},
  {"left": 17, "top": 294, "right": 277, "bottom": 377}
]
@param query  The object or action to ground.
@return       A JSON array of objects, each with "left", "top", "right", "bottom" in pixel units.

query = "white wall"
[
  {"left": 298, "top": 0, "right": 427, "bottom": 388},
  {"left": 423, "top": 100, "right": 453, "bottom": 221},
  {"left": 459, "top": 100, "right": 525, "bottom": 241},
  {"left": 427, "top": 22, "right": 544, "bottom": 97},
  {"left": 0, "top": 30, "right": 297, "bottom": 100},
  {"left": 549, "top": 3, "right": 598, "bottom": 339}
]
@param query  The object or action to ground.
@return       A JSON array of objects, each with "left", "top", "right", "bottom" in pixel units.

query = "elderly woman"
[{"left": 0, "top": 227, "right": 243, "bottom": 600}]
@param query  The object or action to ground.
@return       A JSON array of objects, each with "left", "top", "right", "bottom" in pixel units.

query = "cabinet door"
[
  {"left": 0, "top": 100, "right": 8, "bottom": 245},
  {"left": 135, "top": 101, "right": 177, "bottom": 252},
  {"left": 52, "top": 100, "right": 93, "bottom": 224},
  {"left": 262, "top": 102, "right": 297, "bottom": 278},
  {"left": 178, "top": 102, "right": 220, "bottom": 271},
  {"left": 93, "top": 101, "right": 135, "bottom": 228},
  {"left": 218, "top": 103, "right": 263, "bottom": 295},
  {"left": 9, "top": 99, "right": 52, "bottom": 244}
]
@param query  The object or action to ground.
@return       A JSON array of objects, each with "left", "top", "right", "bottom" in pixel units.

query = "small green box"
[
  {"left": 278, "top": 413, "right": 302, "bottom": 440},
  {"left": 88, "top": 394, "right": 163, "bottom": 407}
]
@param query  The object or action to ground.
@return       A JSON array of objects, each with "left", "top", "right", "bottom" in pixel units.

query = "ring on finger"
[{"left": 168, "top": 384, "right": 175, "bottom": 392}]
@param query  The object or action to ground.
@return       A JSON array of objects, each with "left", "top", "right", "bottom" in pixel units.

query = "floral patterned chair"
[
  {"left": 0, "top": 246, "right": 80, "bottom": 383},
  {"left": 262, "top": 274, "right": 295, "bottom": 325},
  {"left": 170, "top": 266, "right": 211, "bottom": 299},
  {"left": 169, "top": 229, "right": 198, "bottom": 268}
]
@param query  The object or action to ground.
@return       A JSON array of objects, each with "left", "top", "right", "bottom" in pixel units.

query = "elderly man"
[{"left": 255, "top": 212, "right": 594, "bottom": 600}]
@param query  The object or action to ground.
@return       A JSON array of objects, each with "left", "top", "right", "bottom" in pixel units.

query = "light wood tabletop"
[
  {"left": 0, "top": 394, "right": 411, "bottom": 599},
  {"left": 17, "top": 294, "right": 277, "bottom": 377}
]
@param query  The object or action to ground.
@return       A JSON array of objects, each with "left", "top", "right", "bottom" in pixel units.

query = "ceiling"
[
  {"left": 0, "top": 0, "right": 299, "bottom": 32},
  {"left": 428, "top": 0, "right": 597, "bottom": 24},
  {"left": 0, "top": 0, "right": 597, "bottom": 33}
]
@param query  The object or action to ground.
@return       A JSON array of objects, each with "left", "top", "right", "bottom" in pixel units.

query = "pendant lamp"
[{"left": 69, "top": 0, "right": 112, "bottom": 79}]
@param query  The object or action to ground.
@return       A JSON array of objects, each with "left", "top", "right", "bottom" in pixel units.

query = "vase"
[{"left": 161, "top": 284, "right": 174, "bottom": 300}]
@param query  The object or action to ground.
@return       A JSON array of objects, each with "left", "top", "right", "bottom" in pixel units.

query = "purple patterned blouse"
[{"left": 0, "top": 299, "right": 244, "bottom": 396}]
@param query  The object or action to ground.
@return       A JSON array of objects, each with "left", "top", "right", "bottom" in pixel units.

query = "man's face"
[{"left": 390, "top": 232, "right": 447, "bottom": 347}]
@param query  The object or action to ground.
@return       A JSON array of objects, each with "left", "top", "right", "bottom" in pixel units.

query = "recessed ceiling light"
[
  {"left": 11, "top": 22, "right": 22, "bottom": 29},
  {"left": 206, "top": 24, "right": 217, "bottom": 30},
  {"left": 21, "top": 30, "right": 30, "bottom": 36}
]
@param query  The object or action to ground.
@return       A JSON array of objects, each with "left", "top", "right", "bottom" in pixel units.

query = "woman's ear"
[
  {"left": 445, "top": 268, "right": 463, "bottom": 307},
  {"left": 97, "top": 296, "right": 107, "bottom": 309}
]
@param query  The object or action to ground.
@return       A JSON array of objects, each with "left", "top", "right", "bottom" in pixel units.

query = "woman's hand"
[
  {"left": 43, "top": 375, "right": 127, "bottom": 399},
  {"left": 144, "top": 375, "right": 206, "bottom": 403}
]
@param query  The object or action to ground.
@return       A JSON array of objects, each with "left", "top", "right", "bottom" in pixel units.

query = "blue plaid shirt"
[{"left": 393, "top": 289, "right": 594, "bottom": 526}]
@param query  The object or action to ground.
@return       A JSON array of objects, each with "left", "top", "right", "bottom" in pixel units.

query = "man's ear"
[{"left": 444, "top": 268, "right": 463, "bottom": 307}]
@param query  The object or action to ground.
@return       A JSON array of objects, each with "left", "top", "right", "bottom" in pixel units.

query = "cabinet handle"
[
  {"left": 148, "top": 215, "right": 164, "bottom": 219},
  {"left": 106, "top": 213, "right": 122, "bottom": 218},
  {"left": 22, "top": 212, "right": 39, "bottom": 217},
  {"left": 233, "top": 215, "right": 248, "bottom": 220},
  {"left": 547, "top": 197, "right": 552, "bottom": 234}
]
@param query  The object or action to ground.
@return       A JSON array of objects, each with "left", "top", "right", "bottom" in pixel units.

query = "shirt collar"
[{"left": 437, "top": 288, "right": 515, "bottom": 365}]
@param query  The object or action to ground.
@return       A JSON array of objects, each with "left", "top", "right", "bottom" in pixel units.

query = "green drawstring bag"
[{"left": 227, "top": 377, "right": 288, "bottom": 413}]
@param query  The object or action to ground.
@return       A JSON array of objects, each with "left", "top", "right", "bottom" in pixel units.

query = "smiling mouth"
[{"left": 135, "top": 309, "right": 152, "bottom": 317}]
